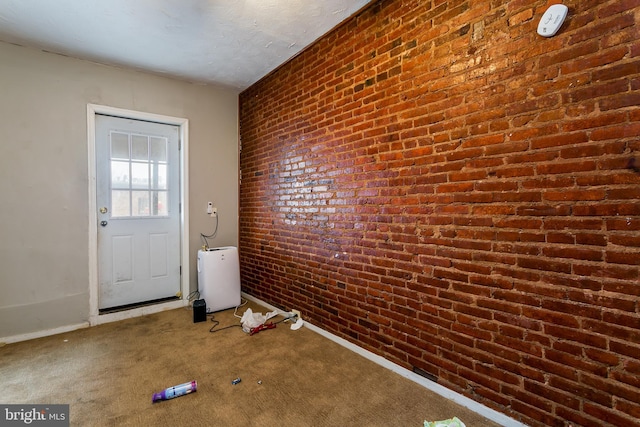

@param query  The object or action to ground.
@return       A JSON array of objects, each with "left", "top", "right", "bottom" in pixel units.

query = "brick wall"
[{"left": 238, "top": 1, "right": 640, "bottom": 426}]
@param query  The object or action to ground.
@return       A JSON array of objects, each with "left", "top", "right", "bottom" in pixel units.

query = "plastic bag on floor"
[
  {"left": 424, "top": 417, "right": 466, "bottom": 427},
  {"left": 240, "top": 308, "right": 278, "bottom": 333}
]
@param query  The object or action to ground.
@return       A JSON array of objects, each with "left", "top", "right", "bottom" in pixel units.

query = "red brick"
[{"left": 239, "top": 1, "right": 640, "bottom": 426}]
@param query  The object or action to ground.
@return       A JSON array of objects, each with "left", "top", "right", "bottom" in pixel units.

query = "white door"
[{"left": 96, "top": 114, "right": 181, "bottom": 310}]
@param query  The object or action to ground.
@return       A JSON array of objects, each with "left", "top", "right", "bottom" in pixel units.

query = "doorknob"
[
  {"left": 100, "top": 221, "right": 108, "bottom": 227},
  {"left": 100, "top": 207, "right": 108, "bottom": 214}
]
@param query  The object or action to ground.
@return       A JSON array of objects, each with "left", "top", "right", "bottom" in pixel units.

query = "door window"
[{"left": 109, "top": 131, "right": 168, "bottom": 218}]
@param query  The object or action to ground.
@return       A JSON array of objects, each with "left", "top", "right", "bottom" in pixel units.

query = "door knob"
[{"left": 100, "top": 221, "right": 108, "bottom": 227}]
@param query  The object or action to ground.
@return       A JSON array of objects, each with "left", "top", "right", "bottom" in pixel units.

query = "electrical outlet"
[
  {"left": 291, "top": 309, "right": 301, "bottom": 320},
  {"left": 207, "top": 202, "right": 213, "bottom": 214},
  {"left": 211, "top": 207, "right": 217, "bottom": 217}
]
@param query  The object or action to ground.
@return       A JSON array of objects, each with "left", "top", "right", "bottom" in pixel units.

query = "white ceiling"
[{"left": 0, "top": 0, "right": 372, "bottom": 90}]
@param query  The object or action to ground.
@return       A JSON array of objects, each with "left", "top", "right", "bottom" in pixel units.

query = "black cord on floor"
[{"left": 208, "top": 314, "right": 242, "bottom": 333}]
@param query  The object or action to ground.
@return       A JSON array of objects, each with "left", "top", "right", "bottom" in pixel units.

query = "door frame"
[{"left": 87, "top": 104, "right": 190, "bottom": 325}]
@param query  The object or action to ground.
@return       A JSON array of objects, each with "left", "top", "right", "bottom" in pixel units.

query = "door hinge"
[{"left": 178, "top": 139, "right": 182, "bottom": 150}]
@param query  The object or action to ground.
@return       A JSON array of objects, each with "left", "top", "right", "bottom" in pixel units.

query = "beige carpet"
[{"left": 1, "top": 300, "right": 502, "bottom": 426}]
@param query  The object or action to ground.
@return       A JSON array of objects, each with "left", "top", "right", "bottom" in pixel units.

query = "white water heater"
[{"left": 197, "top": 246, "right": 241, "bottom": 313}]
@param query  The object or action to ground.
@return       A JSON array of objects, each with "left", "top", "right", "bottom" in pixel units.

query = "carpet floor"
[{"left": 1, "top": 300, "right": 503, "bottom": 426}]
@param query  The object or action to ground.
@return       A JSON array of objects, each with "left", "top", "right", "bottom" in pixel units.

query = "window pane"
[
  {"left": 111, "top": 190, "right": 130, "bottom": 217},
  {"left": 131, "top": 135, "right": 148, "bottom": 160},
  {"left": 132, "top": 191, "right": 150, "bottom": 216},
  {"left": 151, "top": 164, "right": 167, "bottom": 190},
  {"left": 152, "top": 191, "right": 168, "bottom": 216},
  {"left": 111, "top": 133, "right": 129, "bottom": 160},
  {"left": 150, "top": 137, "right": 167, "bottom": 162},
  {"left": 131, "top": 162, "right": 149, "bottom": 189},
  {"left": 111, "top": 161, "right": 130, "bottom": 189}
]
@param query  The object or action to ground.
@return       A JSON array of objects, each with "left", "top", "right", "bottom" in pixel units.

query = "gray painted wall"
[{"left": 0, "top": 41, "right": 239, "bottom": 339}]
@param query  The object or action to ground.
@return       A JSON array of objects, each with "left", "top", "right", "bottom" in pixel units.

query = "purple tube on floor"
[{"left": 152, "top": 380, "right": 197, "bottom": 403}]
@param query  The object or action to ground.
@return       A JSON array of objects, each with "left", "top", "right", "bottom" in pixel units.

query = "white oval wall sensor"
[{"left": 537, "top": 4, "right": 568, "bottom": 37}]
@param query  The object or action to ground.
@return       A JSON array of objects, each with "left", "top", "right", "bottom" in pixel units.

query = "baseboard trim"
[
  {"left": 242, "top": 292, "right": 526, "bottom": 427},
  {"left": 1, "top": 299, "right": 189, "bottom": 345},
  {"left": 1, "top": 322, "right": 90, "bottom": 345}
]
